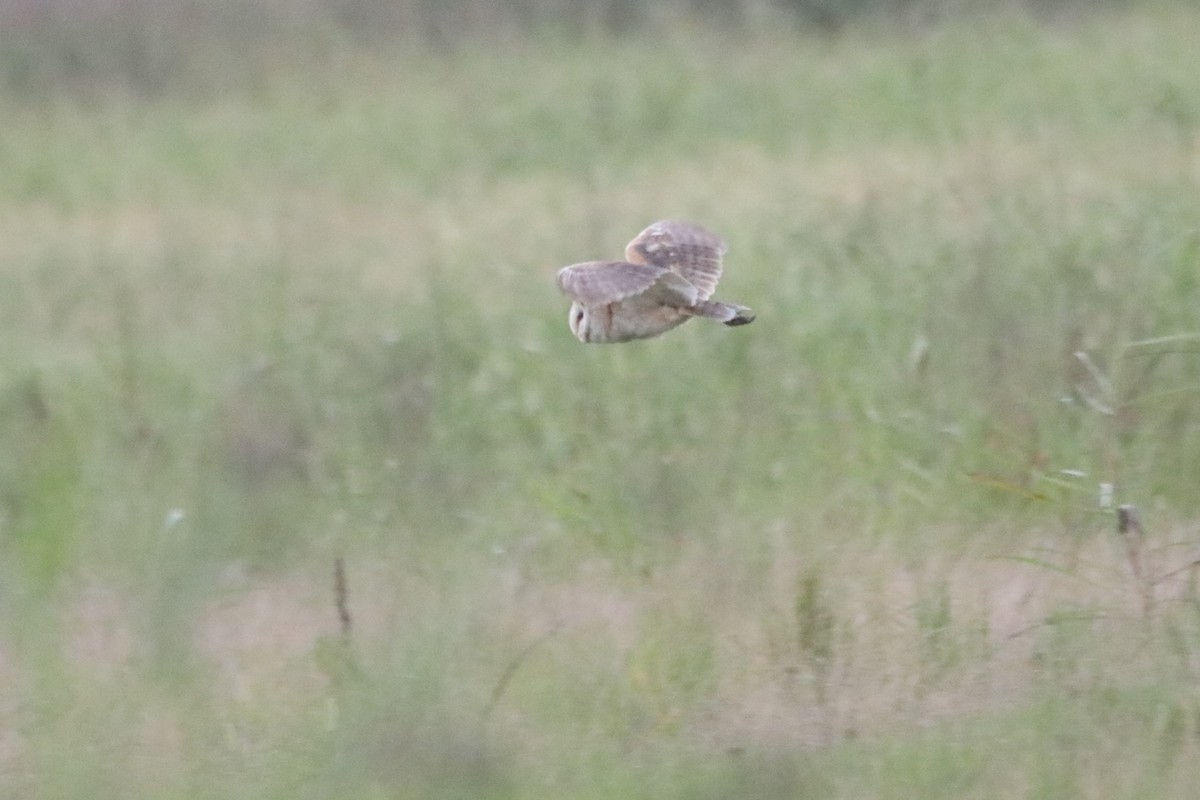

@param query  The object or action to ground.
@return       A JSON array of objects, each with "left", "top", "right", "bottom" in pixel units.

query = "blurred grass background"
[{"left": 2, "top": 0, "right": 1200, "bottom": 797}]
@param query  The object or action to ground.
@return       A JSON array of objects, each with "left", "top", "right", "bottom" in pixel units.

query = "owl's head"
[{"left": 567, "top": 302, "right": 589, "bottom": 343}]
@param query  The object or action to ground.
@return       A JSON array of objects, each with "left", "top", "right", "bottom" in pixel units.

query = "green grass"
[{"left": 3, "top": 3, "right": 1200, "bottom": 797}]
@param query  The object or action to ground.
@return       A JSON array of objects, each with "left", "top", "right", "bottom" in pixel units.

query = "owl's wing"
[
  {"left": 556, "top": 261, "right": 699, "bottom": 307},
  {"left": 624, "top": 220, "right": 727, "bottom": 301}
]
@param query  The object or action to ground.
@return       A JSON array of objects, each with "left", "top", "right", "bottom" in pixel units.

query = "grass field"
[{"left": 3, "top": 3, "right": 1200, "bottom": 797}]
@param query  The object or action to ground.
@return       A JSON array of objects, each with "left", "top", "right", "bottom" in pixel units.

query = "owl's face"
[{"left": 567, "top": 301, "right": 589, "bottom": 343}]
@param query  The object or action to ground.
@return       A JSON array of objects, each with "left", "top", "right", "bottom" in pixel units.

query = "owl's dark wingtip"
[{"left": 724, "top": 309, "right": 755, "bottom": 327}]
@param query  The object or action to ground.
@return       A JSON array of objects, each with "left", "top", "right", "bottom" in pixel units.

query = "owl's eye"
[{"left": 574, "top": 309, "right": 585, "bottom": 327}]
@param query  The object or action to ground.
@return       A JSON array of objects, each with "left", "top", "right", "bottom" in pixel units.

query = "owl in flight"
[{"left": 556, "top": 220, "right": 755, "bottom": 343}]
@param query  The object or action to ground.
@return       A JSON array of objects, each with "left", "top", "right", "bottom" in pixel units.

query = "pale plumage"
[{"left": 555, "top": 220, "right": 755, "bottom": 343}]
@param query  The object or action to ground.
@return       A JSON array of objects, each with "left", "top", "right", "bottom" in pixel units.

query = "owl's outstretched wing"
[
  {"left": 556, "top": 261, "right": 699, "bottom": 307},
  {"left": 624, "top": 220, "right": 727, "bottom": 301}
]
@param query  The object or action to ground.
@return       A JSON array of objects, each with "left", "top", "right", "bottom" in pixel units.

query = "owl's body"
[{"left": 556, "top": 220, "right": 754, "bottom": 344}]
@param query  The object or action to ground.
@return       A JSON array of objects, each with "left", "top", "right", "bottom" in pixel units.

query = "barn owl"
[{"left": 555, "top": 220, "right": 755, "bottom": 343}]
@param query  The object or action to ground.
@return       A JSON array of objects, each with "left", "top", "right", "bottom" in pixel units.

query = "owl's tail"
[{"left": 689, "top": 300, "right": 755, "bottom": 327}]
